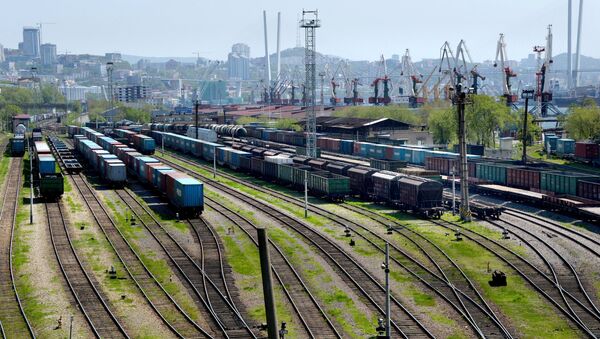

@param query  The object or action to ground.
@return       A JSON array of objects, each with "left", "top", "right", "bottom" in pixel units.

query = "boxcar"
[
  {"left": 347, "top": 166, "right": 378, "bottom": 198},
  {"left": 308, "top": 171, "right": 350, "bottom": 201},
  {"left": 372, "top": 171, "right": 401, "bottom": 202},
  {"left": 325, "top": 162, "right": 354, "bottom": 176},
  {"left": 395, "top": 176, "right": 443, "bottom": 217}
]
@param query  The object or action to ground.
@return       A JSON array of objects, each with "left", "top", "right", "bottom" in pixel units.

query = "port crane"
[
  {"left": 534, "top": 25, "right": 556, "bottom": 116},
  {"left": 454, "top": 40, "right": 486, "bottom": 94},
  {"left": 494, "top": 34, "right": 518, "bottom": 106},
  {"left": 400, "top": 49, "right": 424, "bottom": 107},
  {"left": 368, "top": 55, "right": 391, "bottom": 105}
]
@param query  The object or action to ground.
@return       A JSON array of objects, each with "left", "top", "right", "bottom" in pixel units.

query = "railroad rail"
[
  {"left": 70, "top": 173, "right": 212, "bottom": 338},
  {"left": 502, "top": 208, "right": 600, "bottom": 258},
  {"left": 156, "top": 154, "right": 434, "bottom": 338},
  {"left": 159, "top": 151, "right": 512, "bottom": 338},
  {"left": 45, "top": 201, "right": 128, "bottom": 338},
  {"left": 115, "top": 187, "right": 255, "bottom": 339},
  {"left": 486, "top": 217, "right": 600, "bottom": 335},
  {"left": 0, "top": 157, "right": 35, "bottom": 338},
  {"left": 203, "top": 197, "right": 342, "bottom": 338},
  {"left": 433, "top": 217, "right": 599, "bottom": 337}
]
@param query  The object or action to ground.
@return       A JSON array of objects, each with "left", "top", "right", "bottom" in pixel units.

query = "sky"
[{"left": 1, "top": 0, "right": 598, "bottom": 62}]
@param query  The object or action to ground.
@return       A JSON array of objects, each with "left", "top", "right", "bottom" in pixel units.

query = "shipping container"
[
  {"left": 545, "top": 135, "right": 558, "bottom": 153},
  {"left": 38, "top": 155, "right": 57, "bottom": 174},
  {"left": 556, "top": 138, "right": 575, "bottom": 155}
]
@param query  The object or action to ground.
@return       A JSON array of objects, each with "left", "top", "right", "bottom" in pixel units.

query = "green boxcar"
[
  {"left": 476, "top": 163, "right": 515, "bottom": 185},
  {"left": 369, "top": 159, "right": 407, "bottom": 171},
  {"left": 39, "top": 173, "right": 64, "bottom": 199},
  {"left": 309, "top": 171, "right": 350, "bottom": 200},
  {"left": 540, "top": 171, "right": 599, "bottom": 195}
]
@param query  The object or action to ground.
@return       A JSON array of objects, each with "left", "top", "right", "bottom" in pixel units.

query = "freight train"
[
  {"left": 68, "top": 126, "right": 204, "bottom": 216},
  {"left": 147, "top": 123, "right": 247, "bottom": 138},
  {"left": 143, "top": 129, "right": 444, "bottom": 217},
  {"left": 544, "top": 134, "right": 600, "bottom": 166},
  {"left": 33, "top": 139, "right": 64, "bottom": 199},
  {"left": 237, "top": 125, "right": 600, "bottom": 203}
]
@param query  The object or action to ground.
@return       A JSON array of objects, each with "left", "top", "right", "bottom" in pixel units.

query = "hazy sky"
[{"left": 1, "top": 0, "right": 597, "bottom": 62}]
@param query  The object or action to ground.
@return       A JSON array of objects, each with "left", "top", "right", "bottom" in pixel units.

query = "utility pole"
[
  {"left": 452, "top": 83, "right": 471, "bottom": 222},
  {"left": 382, "top": 243, "right": 391, "bottom": 338},
  {"left": 107, "top": 62, "right": 114, "bottom": 124},
  {"left": 257, "top": 228, "right": 278, "bottom": 339},
  {"left": 521, "top": 89, "right": 535, "bottom": 164},
  {"left": 300, "top": 10, "right": 321, "bottom": 159},
  {"left": 195, "top": 100, "right": 199, "bottom": 139},
  {"left": 451, "top": 166, "right": 456, "bottom": 215},
  {"left": 304, "top": 170, "right": 308, "bottom": 218}
]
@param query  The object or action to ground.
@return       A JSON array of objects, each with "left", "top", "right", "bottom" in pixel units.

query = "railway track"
[
  {"left": 115, "top": 187, "right": 255, "bottom": 339},
  {"left": 502, "top": 208, "right": 600, "bottom": 258},
  {"left": 159, "top": 152, "right": 512, "bottom": 338},
  {"left": 0, "top": 157, "right": 34, "bottom": 338},
  {"left": 45, "top": 201, "right": 127, "bottom": 338},
  {"left": 70, "top": 173, "right": 212, "bottom": 338},
  {"left": 203, "top": 197, "right": 343, "bottom": 338},
  {"left": 156, "top": 154, "right": 433, "bottom": 338},
  {"left": 487, "top": 217, "right": 600, "bottom": 335},
  {"left": 432, "top": 217, "right": 599, "bottom": 337}
]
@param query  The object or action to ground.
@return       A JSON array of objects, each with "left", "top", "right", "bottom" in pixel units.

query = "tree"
[
  {"left": 515, "top": 112, "right": 542, "bottom": 146},
  {"left": 465, "top": 95, "right": 513, "bottom": 147},
  {"left": 40, "top": 85, "right": 66, "bottom": 104},
  {"left": 564, "top": 102, "right": 600, "bottom": 141},
  {"left": 428, "top": 107, "right": 456, "bottom": 144}
]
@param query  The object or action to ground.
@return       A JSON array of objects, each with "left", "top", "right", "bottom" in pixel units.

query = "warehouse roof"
[{"left": 304, "top": 116, "right": 413, "bottom": 130}]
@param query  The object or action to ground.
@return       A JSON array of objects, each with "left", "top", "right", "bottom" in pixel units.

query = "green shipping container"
[
  {"left": 309, "top": 171, "right": 350, "bottom": 198},
  {"left": 475, "top": 163, "right": 514, "bottom": 185},
  {"left": 540, "top": 171, "right": 599, "bottom": 195}
]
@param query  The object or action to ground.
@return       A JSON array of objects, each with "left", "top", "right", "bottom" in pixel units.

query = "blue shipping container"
[{"left": 174, "top": 177, "right": 204, "bottom": 207}]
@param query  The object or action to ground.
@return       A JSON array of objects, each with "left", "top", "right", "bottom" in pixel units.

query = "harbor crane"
[
  {"left": 400, "top": 49, "right": 424, "bottom": 107},
  {"left": 368, "top": 55, "right": 391, "bottom": 105},
  {"left": 494, "top": 34, "right": 518, "bottom": 106},
  {"left": 535, "top": 25, "right": 554, "bottom": 116},
  {"left": 454, "top": 40, "right": 486, "bottom": 94}
]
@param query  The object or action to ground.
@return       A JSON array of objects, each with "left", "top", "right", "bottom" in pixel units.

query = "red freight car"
[
  {"left": 577, "top": 180, "right": 600, "bottom": 201},
  {"left": 575, "top": 142, "right": 600, "bottom": 160},
  {"left": 507, "top": 167, "right": 542, "bottom": 190}
]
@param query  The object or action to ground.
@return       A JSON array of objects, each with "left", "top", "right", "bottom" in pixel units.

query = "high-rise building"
[
  {"left": 227, "top": 43, "right": 250, "bottom": 80},
  {"left": 40, "top": 43, "right": 57, "bottom": 65},
  {"left": 22, "top": 27, "right": 40, "bottom": 57},
  {"left": 0, "top": 43, "right": 5, "bottom": 62}
]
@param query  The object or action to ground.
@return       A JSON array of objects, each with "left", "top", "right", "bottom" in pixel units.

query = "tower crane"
[{"left": 494, "top": 34, "right": 518, "bottom": 106}]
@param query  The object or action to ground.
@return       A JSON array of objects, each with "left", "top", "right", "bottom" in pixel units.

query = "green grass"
[
  {"left": 266, "top": 227, "right": 375, "bottom": 338},
  {"left": 376, "top": 210, "right": 581, "bottom": 338},
  {"left": 101, "top": 193, "right": 201, "bottom": 322},
  {"left": 214, "top": 220, "right": 298, "bottom": 338},
  {"left": 527, "top": 143, "right": 600, "bottom": 175}
]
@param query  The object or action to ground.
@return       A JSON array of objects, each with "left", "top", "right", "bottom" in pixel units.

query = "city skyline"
[{"left": 1, "top": 0, "right": 598, "bottom": 63}]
